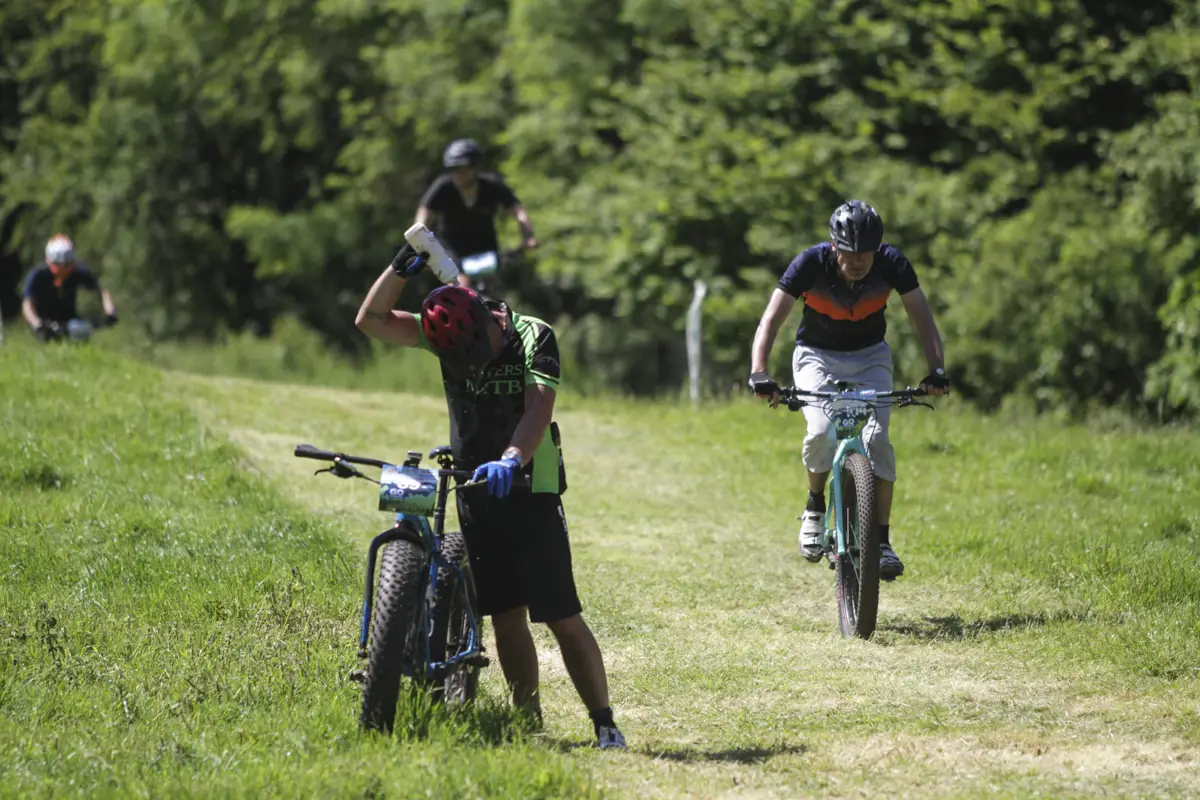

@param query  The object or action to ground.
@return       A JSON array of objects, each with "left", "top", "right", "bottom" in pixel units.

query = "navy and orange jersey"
[{"left": 778, "top": 242, "right": 920, "bottom": 352}]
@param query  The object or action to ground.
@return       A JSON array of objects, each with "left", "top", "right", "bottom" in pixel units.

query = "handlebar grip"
[{"left": 294, "top": 443, "right": 337, "bottom": 461}]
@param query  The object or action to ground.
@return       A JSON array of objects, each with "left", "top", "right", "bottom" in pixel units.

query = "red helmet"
[{"left": 420, "top": 285, "right": 497, "bottom": 375}]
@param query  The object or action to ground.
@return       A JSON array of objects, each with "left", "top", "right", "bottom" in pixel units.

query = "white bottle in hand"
[{"left": 404, "top": 223, "right": 461, "bottom": 285}]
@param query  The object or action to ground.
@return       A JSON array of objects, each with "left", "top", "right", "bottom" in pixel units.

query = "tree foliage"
[{"left": 1, "top": 0, "right": 1197, "bottom": 413}]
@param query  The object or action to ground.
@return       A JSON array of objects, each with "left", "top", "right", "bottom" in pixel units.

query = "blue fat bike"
[
  {"left": 780, "top": 385, "right": 933, "bottom": 640},
  {"left": 294, "top": 442, "right": 501, "bottom": 732}
]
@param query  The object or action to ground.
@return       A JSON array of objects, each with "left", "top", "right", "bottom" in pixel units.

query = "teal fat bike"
[{"left": 780, "top": 385, "right": 933, "bottom": 640}]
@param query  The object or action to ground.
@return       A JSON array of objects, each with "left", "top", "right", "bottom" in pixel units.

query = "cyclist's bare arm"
[
  {"left": 98, "top": 287, "right": 117, "bottom": 317},
  {"left": 354, "top": 266, "right": 421, "bottom": 347},
  {"left": 899, "top": 288, "right": 945, "bottom": 374},
  {"left": 415, "top": 205, "right": 435, "bottom": 229},
  {"left": 505, "top": 383, "right": 555, "bottom": 465},
  {"left": 21, "top": 297, "right": 41, "bottom": 328},
  {"left": 750, "top": 289, "right": 796, "bottom": 373},
  {"left": 510, "top": 204, "right": 537, "bottom": 247}
]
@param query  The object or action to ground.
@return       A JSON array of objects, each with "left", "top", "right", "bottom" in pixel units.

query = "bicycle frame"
[
  {"left": 357, "top": 465, "right": 485, "bottom": 683},
  {"left": 783, "top": 386, "right": 931, "bottom": 562}
]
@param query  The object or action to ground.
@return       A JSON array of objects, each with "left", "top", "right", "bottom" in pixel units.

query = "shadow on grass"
[
  {"left": 877, "top": 611, "right": 1091, "bottom": 643},
  {"left": 546, "top": 738, "right": 807, "bottom": 764}
]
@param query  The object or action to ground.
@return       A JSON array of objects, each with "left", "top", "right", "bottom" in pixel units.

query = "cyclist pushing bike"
[
  {"left": 354, "top": 236, "right": 625, "bottom": 750},
  {"left": 748, "top": 200, "right": 950, "bottom": 579}
]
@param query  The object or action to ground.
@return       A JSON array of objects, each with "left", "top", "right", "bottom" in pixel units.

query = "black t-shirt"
[
  {"left": 778, "top": 242, "right": 920, "bottom": 351},
  {"left": 419, "top": 173, "right": 519, "bottom": 259},
  {"left": 417, "top": 309, "right": 564, "bottom": 494},
  {"left": 21, "top": 265, "right": 100, "bottom": 323}
]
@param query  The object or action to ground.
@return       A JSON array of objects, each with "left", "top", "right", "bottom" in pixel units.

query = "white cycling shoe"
[{"left": 798, "top": 511, "right": 825, "bottom": 563}]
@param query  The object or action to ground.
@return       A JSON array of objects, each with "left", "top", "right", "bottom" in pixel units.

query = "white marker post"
[{"left": 686, "top": 278, "right": 708, "bottom": 407}]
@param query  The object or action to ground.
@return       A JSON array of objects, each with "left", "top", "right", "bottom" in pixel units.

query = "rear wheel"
[
  {"left": 360, "top": 535, "right": 426, "bottom": 732},
  {"left": 835, "top": 452, "right": 880, "bottom": 640},
  {"left": 428, "top": 532, "right": 483, "bottom": 705}
]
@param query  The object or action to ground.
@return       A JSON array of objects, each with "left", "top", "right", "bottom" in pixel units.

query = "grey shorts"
[{"left": 792, "top": 341, "right": 896, "bottom": 481}]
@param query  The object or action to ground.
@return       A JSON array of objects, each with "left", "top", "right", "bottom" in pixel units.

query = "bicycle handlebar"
[
  {"left": 779, "top": 386, "right": 934, "bottom": 413},
  {"left": 779, "top": 386, "right": 927, "bottom": 401},
  {"left": 294, "top": 444, "right": 390, "bottom": 469},
  {"left": 293, "top": 443, "right": 530, "bottom": 488}
]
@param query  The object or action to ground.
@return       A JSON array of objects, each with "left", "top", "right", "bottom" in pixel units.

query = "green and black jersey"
[{"left": 417, "top": 310, "right": 566, "bottom": 494}]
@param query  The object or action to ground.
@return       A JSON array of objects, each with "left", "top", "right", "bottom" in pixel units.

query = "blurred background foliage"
[{"left": 1, "top": 0, "right": 1197, "bottom": 414}]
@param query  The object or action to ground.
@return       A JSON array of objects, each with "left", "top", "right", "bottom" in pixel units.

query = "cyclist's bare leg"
[
  {"left": 491, "top": 606, "right": 541, "bottom": 714},
  {"left": 545, "top": 614, "right": 610, "bottom": 712},
  {"left": 807, "top": 470, "right": 829, "bottom": 494},
  {"left": 876, "top": 478, "right": 893, "bottom": 526}
]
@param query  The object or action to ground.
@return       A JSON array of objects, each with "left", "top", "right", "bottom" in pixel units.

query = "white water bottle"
[{"left": 404, "top": 223, "right": 461, "bottom": 284}]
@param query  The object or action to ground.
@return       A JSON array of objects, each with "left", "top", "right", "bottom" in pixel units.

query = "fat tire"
[
  {"left": 360, "top": 536, "right": 426, "bottom": 732},
  {"left": 836, "top": 452, "right": 880, "bottom": 640},
  {"left": 428, "top": 532, "right": 482, "bottom": 705}
]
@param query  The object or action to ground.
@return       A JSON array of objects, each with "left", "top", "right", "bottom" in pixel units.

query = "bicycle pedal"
[
  {"left": 348, "top": 669, "right": 367, "bottom": 683},
  {"left": 464, "top": 655, "right": 490, "bottom": 668}
]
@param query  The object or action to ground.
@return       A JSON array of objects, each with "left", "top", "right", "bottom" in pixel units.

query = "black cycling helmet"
[
  {"left": 829, "top": 200, "right": 884, "bottom": 252},
  {"left": 443, "top": 138, "right": 482, "bottom": 169}
]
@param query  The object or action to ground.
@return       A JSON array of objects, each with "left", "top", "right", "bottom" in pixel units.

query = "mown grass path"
[
  {"left": 3, "top": 342, "right": 1198, "bottom": 798},
  {"left": 181, "top": 371, "right": 1200, "bottom": 798}
]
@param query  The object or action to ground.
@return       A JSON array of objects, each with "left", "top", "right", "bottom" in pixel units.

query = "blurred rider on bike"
[
  {"left": 415, "top": 138, "right": 537, "bottom": 292},
  {"left": 747, "top": 201, "right": 950, "bottom": 579},
  {"left": 353, "top": 238, "right": 625, "bottom": 750},
  {"left": 21, "top": 234, "right": 120, "bottom": 342}
]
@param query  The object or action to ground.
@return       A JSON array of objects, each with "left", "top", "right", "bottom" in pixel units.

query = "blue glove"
[{"left": 472, "top": 457, "right": 521, "bottom": 498}]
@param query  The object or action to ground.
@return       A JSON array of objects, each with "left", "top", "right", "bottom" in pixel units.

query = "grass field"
[{"left": 3, "top": 339, "right": 1200, "bottom": 798}]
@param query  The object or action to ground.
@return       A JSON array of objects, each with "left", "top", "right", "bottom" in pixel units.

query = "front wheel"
[
  {"left": 360, "top": 536, "right": 426, "bottom": 732},
  {"left": 835, "top": 452, "right": 880, "bottom": 640}
]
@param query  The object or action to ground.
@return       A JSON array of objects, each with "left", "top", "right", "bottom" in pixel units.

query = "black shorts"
[{"left": 456, "top": 491, "right": 582, "bottom": 624}]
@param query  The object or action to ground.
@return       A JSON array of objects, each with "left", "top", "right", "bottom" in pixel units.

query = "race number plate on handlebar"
[
  {"left": 461, "top": 251, "right": 499, "bottom": 277},
  {"left": 378, "top": 464, "right": 439, "bottom": 515}
]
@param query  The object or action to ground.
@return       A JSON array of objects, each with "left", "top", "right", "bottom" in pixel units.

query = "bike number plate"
[
  {"left": 378, "top": 464, "right": 438, "bottom": 515},
  {"left": 461, "top": 251, "right": 499, "bottom": 276}
]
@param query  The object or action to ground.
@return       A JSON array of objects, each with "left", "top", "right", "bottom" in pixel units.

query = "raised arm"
[{"left": 355, "top": 246, "right": 426, "bottom": 347}]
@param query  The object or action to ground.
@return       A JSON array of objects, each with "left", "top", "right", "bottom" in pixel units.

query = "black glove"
[
  {"left": 390, "top": 242, "right": 429, "bottom": 278},
  {"left": 920, "top": 368, "right": 951, "bottom": 392},
  {"left": 104, "top": 312, "right": 119, "bottom": 328},
  {"left": 35, "top": 321, "right": 62, "bottom": 342},
  {"left": 748, "top": 371, "right": 780, "bottom": 397}
]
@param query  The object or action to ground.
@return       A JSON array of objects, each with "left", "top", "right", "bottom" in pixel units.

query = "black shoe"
[
  {"left": 596, "top": 725, "right": 627, "bottom": 750},
  {"left": 880, "top": 543, "right": 904, "bottom": 579}
]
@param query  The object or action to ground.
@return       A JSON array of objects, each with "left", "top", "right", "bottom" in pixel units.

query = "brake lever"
[{"left": 314, "top": 460, "right": 375, "bottom": 481}]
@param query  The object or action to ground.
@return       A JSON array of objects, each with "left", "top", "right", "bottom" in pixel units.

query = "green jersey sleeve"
[
  {"left": 517, "top": 316, "right": 561, "bottom": 390},
  {"left": 414, "top": 314, "right": 433, "bottom": 353}
]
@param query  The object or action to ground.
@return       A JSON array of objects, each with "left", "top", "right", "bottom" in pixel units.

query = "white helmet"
[{"left": 45, "top": 234, "right": 76, "bottom": 265}]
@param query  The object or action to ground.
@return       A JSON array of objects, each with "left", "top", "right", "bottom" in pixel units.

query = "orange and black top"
[{"left": 778, "top": 242, "right": 920, "bottom": 352}]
